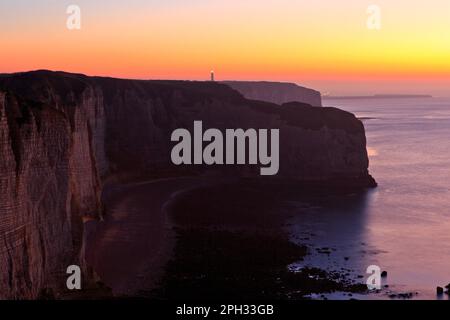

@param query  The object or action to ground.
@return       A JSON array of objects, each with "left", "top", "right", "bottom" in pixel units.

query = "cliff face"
[
  {"left": 222, "top": 81, "right": 322, "bottom": 106},
  {"left": 0, "top": 71, "right": 373, "bottom": 299},
  {"left": 0, "top": 74, "right": 104, "bottom": 299}
]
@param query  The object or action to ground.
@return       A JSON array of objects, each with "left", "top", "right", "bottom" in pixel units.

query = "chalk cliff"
[
  {"left": 0, "top": 70, "right": 374, "bottom": 299},
  {"left": 222, "top": 81, "right": 322, "bottom": 106}
]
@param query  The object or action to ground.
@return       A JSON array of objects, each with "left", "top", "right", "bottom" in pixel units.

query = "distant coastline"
[{"left": 323, "top": 94, "right": 433, "bottom": 100}]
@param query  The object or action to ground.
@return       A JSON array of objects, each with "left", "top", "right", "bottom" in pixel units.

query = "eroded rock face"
[
  {"left": 0, "top": 76, "right": 104, "bottom": 299},
  {"left": 222, "top": 81, "right": 322, "bottom": 106},
  {"left": 0, "top": 71, "right": 373, "bottom": 298}
]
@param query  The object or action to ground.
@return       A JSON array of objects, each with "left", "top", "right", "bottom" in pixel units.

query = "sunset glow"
[{"left": 1, "top": 0, "right": 450, "bottom": 95}]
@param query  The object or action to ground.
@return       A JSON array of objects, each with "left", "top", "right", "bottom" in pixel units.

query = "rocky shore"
[{"left": 149, "top": 180, "right": 369, "bottom": 300}]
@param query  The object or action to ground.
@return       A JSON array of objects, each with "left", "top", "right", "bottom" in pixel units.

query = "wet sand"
[{"left": 85, "top": 177, "right": 203, "bottom": 296}]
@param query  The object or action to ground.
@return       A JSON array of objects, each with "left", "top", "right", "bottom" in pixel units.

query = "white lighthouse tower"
[{"left": 210, "top": 70, "right": 215, "bottom": 82}]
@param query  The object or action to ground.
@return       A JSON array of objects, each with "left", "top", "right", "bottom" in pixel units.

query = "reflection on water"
[
  {"left": 366, "top": 147, "right": 378, "bottom": 157},
  {"left": 289, "top": 97, "right": 450, "bottom": 300}
]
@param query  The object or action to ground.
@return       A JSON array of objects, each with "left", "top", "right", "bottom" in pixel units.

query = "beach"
[
  {"left": 86, "top": 177, "right": 368, "bottom": 299},
  {"left": 85, "top": 177, "right": 202, "bottom": 296}
]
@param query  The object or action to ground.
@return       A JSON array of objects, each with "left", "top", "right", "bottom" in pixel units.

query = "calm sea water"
[{"left": 289, "top": 97, "right": 450, "bottom": 300}]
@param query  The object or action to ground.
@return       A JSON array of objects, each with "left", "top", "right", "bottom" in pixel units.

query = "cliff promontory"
[
  {"left": 0, "top": 70, "right": 373, "bottom": 298},
  {"left": 222, "top": 81, "right": 322, "bottom": 106}
]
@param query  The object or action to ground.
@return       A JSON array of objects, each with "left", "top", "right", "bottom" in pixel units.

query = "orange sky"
[{"left": 1, "top": 0, "right": 450, "bottom": 95}]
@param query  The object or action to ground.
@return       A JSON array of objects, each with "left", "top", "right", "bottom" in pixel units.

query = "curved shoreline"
[{"left": 84, "top": 176, "right": 375, "bottom": 299}]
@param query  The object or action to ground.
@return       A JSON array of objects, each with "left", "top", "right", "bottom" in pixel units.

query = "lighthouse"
[{"left": 210, "top": 70, "right": 215, "bottom": 82}]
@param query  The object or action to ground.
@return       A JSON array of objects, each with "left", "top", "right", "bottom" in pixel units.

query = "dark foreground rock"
[{"left": 150, "top": 228, "right": 366, "bottom": 300}]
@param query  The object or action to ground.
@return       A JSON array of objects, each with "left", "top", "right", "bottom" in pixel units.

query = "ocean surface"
[{"left": 288, "top": 97, "right": 450, "bottom": 300}]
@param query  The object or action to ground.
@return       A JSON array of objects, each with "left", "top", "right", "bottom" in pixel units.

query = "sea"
[{"left": 288, "top": 96, "right": 450, "bottom": 300}]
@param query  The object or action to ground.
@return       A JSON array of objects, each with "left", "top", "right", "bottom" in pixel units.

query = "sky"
[{"left": 1, "top": 0, "right": 450, "bottom": 95}]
